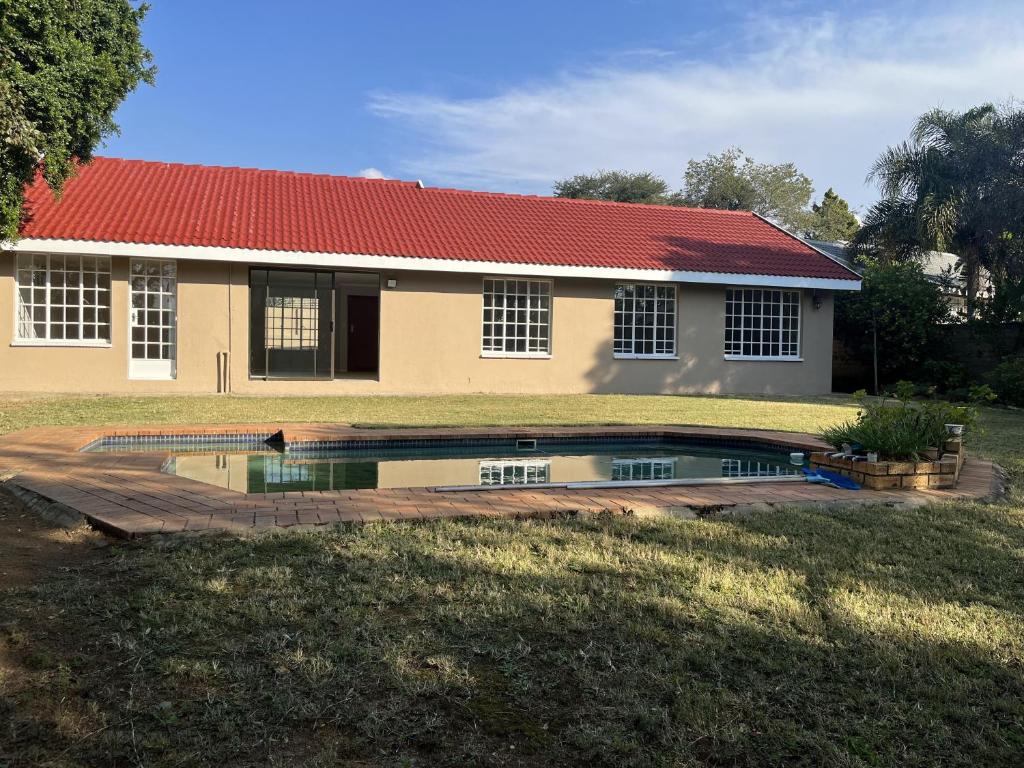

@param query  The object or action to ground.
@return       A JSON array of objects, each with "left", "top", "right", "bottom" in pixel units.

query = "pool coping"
[{"left": 0, "top": 424, "right": 1003, "bottom": 538}]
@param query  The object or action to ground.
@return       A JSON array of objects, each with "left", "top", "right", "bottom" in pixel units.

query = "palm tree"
[{"left": 853, "top": 104, "right": 1020, "bottom": 318}]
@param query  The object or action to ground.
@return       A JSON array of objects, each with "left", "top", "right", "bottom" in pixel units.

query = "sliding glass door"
[{"left": 250, "top": 269, "right": 333, "bottom": 379}]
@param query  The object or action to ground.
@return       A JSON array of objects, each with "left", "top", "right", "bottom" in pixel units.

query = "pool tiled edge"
[{"left": 0, "top": 424, "right": 1002, "bottom": 538}]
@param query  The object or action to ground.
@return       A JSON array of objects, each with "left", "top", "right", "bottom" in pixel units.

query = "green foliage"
[
  {"left": 0, "top": 0, "right": 154, "bottom": 241},
  {"left": 820, "top": 393, "right": 976, "bottom": 460},
  {"left": 888, "top": 380, "right": 918, "bottom": 403},
  {"left": 967, "top": 384, "right": 999, "bottom": 405},
  {"left": 987, "top": 357, "right": 1024, "bottom": 407},
  {"left": 834, "top": 260, "right": 951, "bottom": 386},
  {"left": 980, "top": 270, "right": 1024, "bottom": 325},
  {"left": 553, "top": 151, "right": 842, "bottom": 237},
  {"left": 803, "top": 188, "right": 860, "bottom": 241},
  {"left": 680, "top": 146, "right": 814, "bottom": 231},
  {"left": 852, "top": 103, "right": 1024, "bottom": 316},
  {"left": 553, "top": 170, "right": 673, "bottom": 205},
  {"left": 919, "top": 360, "right": 972, "bottom": 393}
]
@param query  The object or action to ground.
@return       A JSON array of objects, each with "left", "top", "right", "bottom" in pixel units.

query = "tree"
[
  {"left": 0, "top": 0, "right": 154, "bottom": 241},
  {"left": 834, "top": 260, "right": 950, "bottom": 390},
  {"left": 853, "top": 103, "right": 1024, "bottom": 317},
  {"left": 680, "top": 147, "right": 814, "bottom": 231},
  {"left": 803, "top": 188, "right": 859, "bottom": 241},
  {"left": 553, "top": 170, "right": 673, "bottom": 205}
]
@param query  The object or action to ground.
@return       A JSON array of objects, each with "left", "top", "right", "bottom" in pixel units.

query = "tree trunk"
[{"left": 962, "top": 247, "right": 980, "bottom": 320}]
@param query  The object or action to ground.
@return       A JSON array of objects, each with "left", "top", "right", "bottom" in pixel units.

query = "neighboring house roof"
[
  {"left": 806, "top": 239, "right": 972, "bottom": 288},
  {"left": 16, "top": 158, "right": 860, "bottom": 287},
  {"left": 805, "top": 240, "right": 851, "bottom": 266}
]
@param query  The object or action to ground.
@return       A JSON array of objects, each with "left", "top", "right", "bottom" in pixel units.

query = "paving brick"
[{"left": 0, "top": 424, "right": 997, "bottom": 537}]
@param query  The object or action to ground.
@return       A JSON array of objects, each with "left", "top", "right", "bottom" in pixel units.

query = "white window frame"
[
  {"left": 479, "top": 459, "right": 551, "bottom": 485},
  {"left": 724, "top": 287, "right": 802, "bottom": 362},
  {"left": 480, "top": 277, "right": 553, "bottom": 359},
  {"left": 613, "top": 283, "right": 678, "bottom": 360},
  {"left": 12, "top": 253, "right": 112, "bottom": 347},
  {"left": 610, "top": 457, "right": 678, "bottom": 481},
  {"left": 721, "top": 459, "right": 798, "bottom": 478}
]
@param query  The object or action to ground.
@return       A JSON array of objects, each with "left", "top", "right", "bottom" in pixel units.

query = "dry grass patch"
[{"left": 1, "top": 395, "right": 1022, "bottom": 767}]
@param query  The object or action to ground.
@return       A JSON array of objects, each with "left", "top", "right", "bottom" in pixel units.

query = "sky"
[{"left": 104, "top": 0, "right": 1024, "bottom": 214}]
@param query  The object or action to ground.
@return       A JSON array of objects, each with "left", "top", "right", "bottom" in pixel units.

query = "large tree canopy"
[
  {"left": 553, "top": 170, "right": 674, "bottom": 205},
  {"left": 803, "top": 188, "right": 860, "bottom": 242},
  {"left": 553, "top": 150, "right": 828, "bottom": 235},
  {"left": 0, "top": 0, "right": 154, "bottom": 241},
  {"left": 834, "top": 259, "right": 950, "bottom": 388},
  {"left": 852, "top": 103, "right": 1024, "bottom": 316},
  {"left": 679, "top": 147, "right": 814, "bottom": 232}
]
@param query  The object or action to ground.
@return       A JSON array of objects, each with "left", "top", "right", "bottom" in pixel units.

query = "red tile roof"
[{"left": 19, "top": 157, "right": 858, "bottom": 281}]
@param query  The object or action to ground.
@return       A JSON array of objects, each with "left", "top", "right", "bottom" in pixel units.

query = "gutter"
[{"left": 5, "top": 237, "right": 864, "bottom": 292}]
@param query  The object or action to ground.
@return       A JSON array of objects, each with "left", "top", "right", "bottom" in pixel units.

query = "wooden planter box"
[{"left": 809, "top": 438, "right": 965, "bottom": 490}]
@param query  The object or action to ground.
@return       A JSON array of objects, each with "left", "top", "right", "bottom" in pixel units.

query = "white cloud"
[
  {"left": 357, "top": 167, "right": 388, "bottom": 179},
  {"left": 368, "top": 6, "right": 1024, "bottom": 210}
]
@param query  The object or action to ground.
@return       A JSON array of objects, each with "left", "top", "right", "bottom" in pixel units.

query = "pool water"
[{"left": 156, "top": 440, "right": 801, "bottom": 493}]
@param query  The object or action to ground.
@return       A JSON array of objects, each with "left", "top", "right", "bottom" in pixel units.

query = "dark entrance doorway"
[{"left": 346, "top": 295, "right": 380, "bottom": 373}]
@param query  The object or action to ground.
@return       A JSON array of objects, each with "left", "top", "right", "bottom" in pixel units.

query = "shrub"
[
  {"left": 821, "top": 394, "right": 976, "bottom": 460},
  {"left": 968, "top": 383, "right": 999, "bottom": 404},
  {"left": 887, "top": 380, "right": 918, "bottom": 402},
  {"left": 919, "top": 360, "right": 972, "bottom": 393},
  {"left": 987, "top": 357, "right": 1024, "bottom": 406},
  {"left": 834, "top": 260, "right": 951, "bottom": 385}
]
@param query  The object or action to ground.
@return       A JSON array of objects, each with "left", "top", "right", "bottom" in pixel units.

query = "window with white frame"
[
  {"left": 721, "top": 459, "right": 798, "bottom": 478},
  {"left": 482, "top": 279, "right": 551, "bottom": 356},
  {"left": 479, "top": 460, "right": 551, "bottom": 485},
  {"left": 724, "top": 288, "right": 801, "bottom": 359},
  {"left": 613, "top": 284, "right": 676, "bottom": 357},
  {"left": 264, "top": 456, "right": 312, "bottom": 484},
  {"left": 15, "top": 254, "right": 112, "bottom": 343},
  {"left": 611, "top": 458, "right": 677, "bottom": 481}
]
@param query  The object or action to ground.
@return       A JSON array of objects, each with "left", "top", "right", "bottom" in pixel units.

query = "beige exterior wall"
[
  {"left": 0, "top": 254, "right": 231, "bottom": 393},
  {"left": 1, "top": 251, "right": 836, "bottom": 395},
  {"left": 171, "top": 453, "right": 735, "bottom": 492}
]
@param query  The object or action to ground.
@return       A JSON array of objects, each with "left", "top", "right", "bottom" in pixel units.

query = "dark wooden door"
[{"left": 346, "top": 295, "right": 379, "bottom": 372}]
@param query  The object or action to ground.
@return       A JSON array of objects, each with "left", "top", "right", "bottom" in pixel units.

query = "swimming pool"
[{"left": 87, "top": 437, "right": 804, "bottom": 493}]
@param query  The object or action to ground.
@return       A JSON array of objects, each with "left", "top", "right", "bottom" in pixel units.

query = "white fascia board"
[{"left": 5, "top": 238, "right": 863, "bottom": 291}]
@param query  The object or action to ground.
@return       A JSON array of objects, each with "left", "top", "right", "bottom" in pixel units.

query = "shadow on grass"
[{"left": 2, "top": 505, "right": 1023, "bottom": 767}]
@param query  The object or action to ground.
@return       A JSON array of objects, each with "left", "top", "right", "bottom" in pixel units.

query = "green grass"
[
  {"left": 1, "top": 395, "right": 1022, "bottom": 767},
  {"left": 0, "top": 392, "right": 859, "bottom": 435}
]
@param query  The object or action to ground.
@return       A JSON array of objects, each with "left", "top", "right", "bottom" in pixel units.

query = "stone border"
[
  {"left": 810, "top": 437, "right": 967, "bottom": 490},
  {"left": 1, "top": 480, "right": 87, "bottom": 529},
  {"left": 0, "top": 423, "right": 1002, "bottom": 538}
]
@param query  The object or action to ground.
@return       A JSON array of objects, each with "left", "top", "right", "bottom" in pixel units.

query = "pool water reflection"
[{"left": 166, "top": 441, "right": 800, "bottom": 493}]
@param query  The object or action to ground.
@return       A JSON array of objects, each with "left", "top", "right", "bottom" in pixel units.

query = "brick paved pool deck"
[{"left": 0, "top": 424, "right": 1002, "bottom": 538}]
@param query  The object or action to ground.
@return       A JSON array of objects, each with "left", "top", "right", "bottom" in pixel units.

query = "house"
[
  {"left": 0, "top": 158, "right": 861, "bottom": 395},
  {"left": 807, "top": 239, "right": 988, "bottom": 321}
]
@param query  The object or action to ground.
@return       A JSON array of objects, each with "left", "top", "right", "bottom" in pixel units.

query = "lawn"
[
  {"left": 1, "top": 394, "right": 1022, "bottom": 767},
  {"left": 0, "top": 392, "right": 858, "bottom": 435}
]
